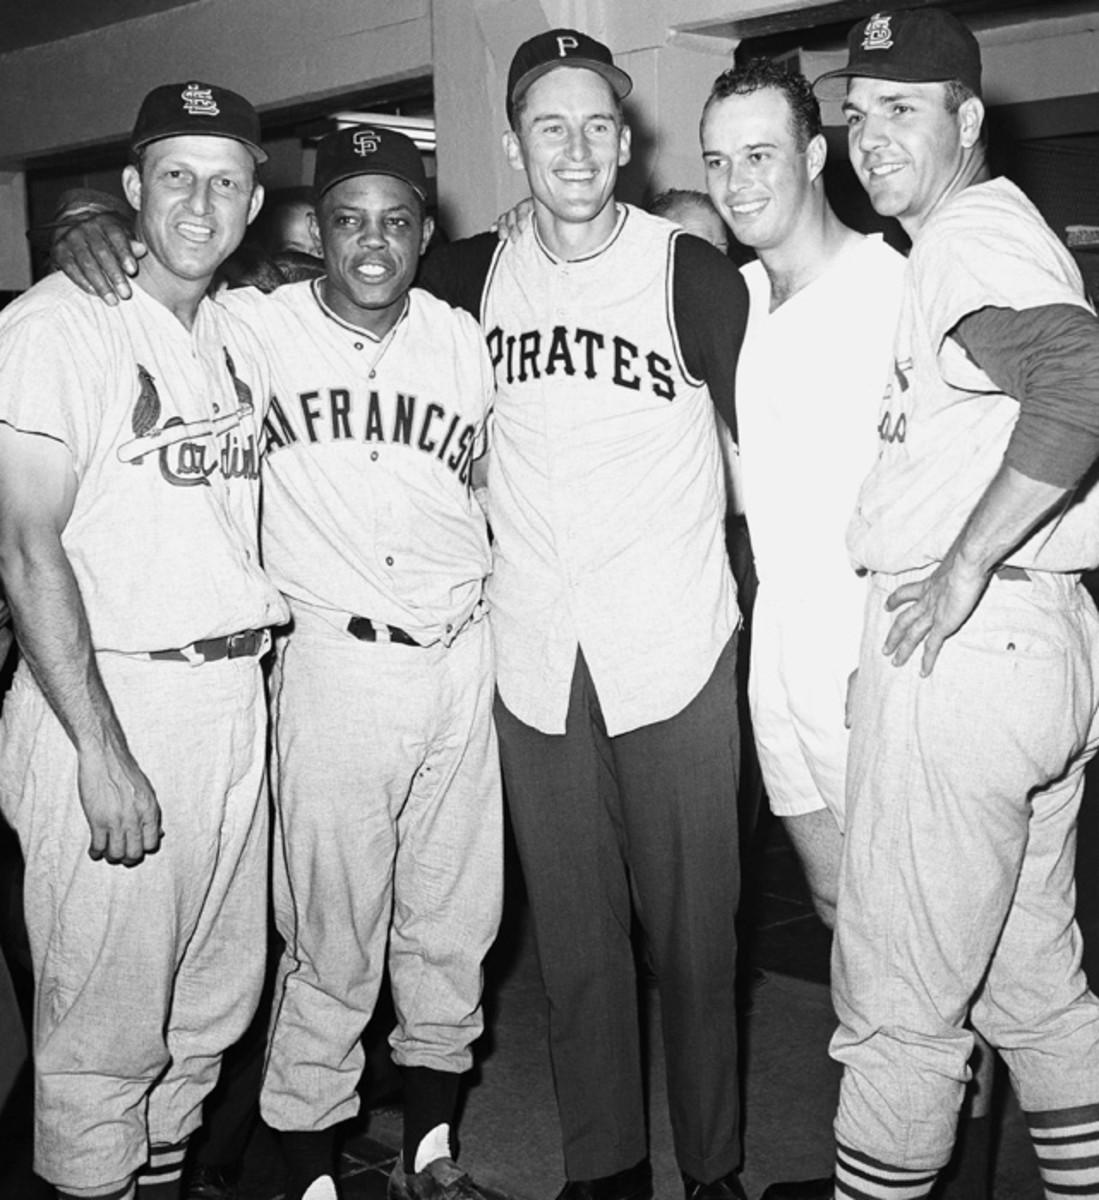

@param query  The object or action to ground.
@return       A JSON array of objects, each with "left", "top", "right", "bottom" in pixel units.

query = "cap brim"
[
  {"left": 813, "top": 63, "right": 975, "bottom": 101},
  {"left": 315, "top": 167, "right": 427, "bottom": 201},
  {"left": 511, "top": 59, "right": 633, "bottom": 112},
  {"left": 132, "top": 128, "right": 268, "bottom": 163}
]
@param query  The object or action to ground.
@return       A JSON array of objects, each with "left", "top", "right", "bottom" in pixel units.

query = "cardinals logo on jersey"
[
  {"left": 117, "top": 352, "right": 259, "bottom": 485},
  {"left": 132, "top": 364, "right": 161, "bottom": 436}
]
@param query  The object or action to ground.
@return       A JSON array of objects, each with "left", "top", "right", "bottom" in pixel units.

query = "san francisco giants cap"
[
  {"left": 507, "top": 28, "right": 633, "bottom": 123},
  {"left": 312, "top": 126, "right": 428, "bottom": 201},
  {"left": 813, "top": 8, "right": 982, "bottom": 100},
  {"left": 131, "top": 81, "right": 267, "bottom": 162}
]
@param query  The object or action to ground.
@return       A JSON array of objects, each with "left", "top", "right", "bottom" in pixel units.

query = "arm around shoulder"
[
  {"left": 48, "top": 188, "right": 145, "bottom": 305},
  {"left": 672, "top": 235, "right": 749, "bottom": 439}
]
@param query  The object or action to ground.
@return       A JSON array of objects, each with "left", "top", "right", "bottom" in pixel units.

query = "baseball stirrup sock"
[
  {"left": 835, "top": 1143, "right": 938, "bottom": 1198},
  {"left": 281, "top": 1128, "right": 337, "bottom": 1199},
  {"left": 135, "top": 1138, "right": 187, "bottom": 1197},
  {"left": 400, "top": 1065, "right": 460, "bottom": 1172},
  {"left": 1026, "top": 1102, "right": 1099, "bottom": 1196}
]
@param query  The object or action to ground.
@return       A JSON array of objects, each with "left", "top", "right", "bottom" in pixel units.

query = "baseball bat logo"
[
  {"left": 556, "top": 35, "right": 579, "bottom": 57},
  {"left": 352, "top": 129, "right": 381, "bottom": 156}
]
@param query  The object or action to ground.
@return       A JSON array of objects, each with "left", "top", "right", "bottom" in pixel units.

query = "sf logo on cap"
[
  {"left": 181, "top": 83, "right": 220, "bottom": 117},
  {"left": 352, "top": 129, "right": 380, "bottom": 155},
  {"left": 556, "top": 34, "right": 579, "bottom": 57},
  {"left": 861, "top": 13, "right": 894, "bottom": 51}
]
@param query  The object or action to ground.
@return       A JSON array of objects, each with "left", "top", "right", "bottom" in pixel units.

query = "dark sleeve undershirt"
[
  {"left": 670, "top": 234, "right": 749, "bottom": 441},
  {"left": 416, "top": 232, "right": 499, "bottom": 320},
  {"left": 952, "top": 303, "right": 1099, "bottom": 488}
]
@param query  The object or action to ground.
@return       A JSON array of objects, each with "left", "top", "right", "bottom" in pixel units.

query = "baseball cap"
[
  {"left": 131, "top": 81, "right": 267, "bottom": 162},
  {"left": 813, "top": 8, "right": 981, "bottom": 99},
  {"left": 312, "top": 126, "right": 428, "bottom": 201},
  {"left": 507, "top": 29, "right": 633, "bottom": 122}
]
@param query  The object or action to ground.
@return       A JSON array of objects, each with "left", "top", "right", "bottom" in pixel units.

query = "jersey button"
[
  {"left": 385, "top": 555, "right": 394, "bottom": 567},
  {"left": 370, "top": 450, "right": 379, "bottom": 462},
  {"left": 354, "top": 341, "right": 364, "bottom": 350}
]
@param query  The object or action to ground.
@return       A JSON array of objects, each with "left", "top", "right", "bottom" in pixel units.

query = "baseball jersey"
[
  {"left": 737, "top": 234, "right": 905, "bottom": 595},
  {"left": 424, "top": 205, "right": 746, "bottom": 736},
  {"left": 224, "top": 281, "right": 493, "bottom": 644},
  {"left": 849, "top": 178, "right": 1099, "bottom": 574},
  {"left": 0, "top": 274, "right": 287, "bottom": 653}
]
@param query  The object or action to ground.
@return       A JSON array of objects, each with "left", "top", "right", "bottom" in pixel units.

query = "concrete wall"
[{"left": 0, "top": 0, "right": 1096, "bottom": 286}]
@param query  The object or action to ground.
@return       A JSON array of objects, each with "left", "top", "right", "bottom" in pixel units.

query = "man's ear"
[
  {"left": 122, "top": 164, "right": 142, "bottom": 212},
  {"left": 806, "top": 132, "right": 827, "bottom": 183},
  {"left": 419, "top": 213, "right": 436, "bottom": 256},
  {"left": 247, "top": 183, "right": 265, "bottom": 227},
  {"left": 958, "top": 96, "right": 985, "bottom": 149},
  {"left": 618, "top": 123, "right": 632, "bottom": 168},
  {"left": 503, "top": 129, "right": 526, "bottom": 174}
]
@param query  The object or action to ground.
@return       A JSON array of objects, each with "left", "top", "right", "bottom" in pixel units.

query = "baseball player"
[
  {"left": 702, "top": 57, "right": 904, "bottom": 934},
  {"left": 0, "top": 81, "right": 287, "bottom": 1200},
  {"left": 419, "top": 29, "right": 751, "bottom": 1200},
  {"left": 50, "top": 126, "right": 501, "bottom": 1200},
  {"left": 811, "top": 10, "right": 1099, "bottom": 1198}
]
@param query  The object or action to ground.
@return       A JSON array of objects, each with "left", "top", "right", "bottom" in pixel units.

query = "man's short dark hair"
[
  {"left": 942, "top": 79, "right": 977, "bottom": 114},
  {"left": 648, "top": 188, "right": 719, "bottom": 223},
  {"left": 703, "top": 58, "right": 822, "bottom": 151}
]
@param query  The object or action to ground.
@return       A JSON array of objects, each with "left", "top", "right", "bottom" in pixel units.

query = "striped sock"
[
  {"left": 835, "top": 1143, "right": 938, "bottom": 1198},
  {"left": 135, "top": 1138, "right": 188, "bottom": 1197},
  {"left": 1026, "top": 1102, "right": 1099, "bottom": 1196}
]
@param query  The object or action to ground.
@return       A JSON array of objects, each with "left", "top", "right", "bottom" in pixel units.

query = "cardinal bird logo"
[
  {"left": 224, "top": 348, "right": 254, "bottom": 414},
  {"left": 117, "top": 350, "right": 258, "bottom": 486},
  {"left": 131, "top": 363, "right": 161, "bottom": 436}
]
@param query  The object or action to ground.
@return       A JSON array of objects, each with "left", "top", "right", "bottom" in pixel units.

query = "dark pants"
[{"left": 495, "top": 636, "right": 742, "bottom": 1183}]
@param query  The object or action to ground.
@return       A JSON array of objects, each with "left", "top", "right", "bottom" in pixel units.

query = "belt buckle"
[{"left": 225, "top": 629, "right": 262, "bottom": 659}]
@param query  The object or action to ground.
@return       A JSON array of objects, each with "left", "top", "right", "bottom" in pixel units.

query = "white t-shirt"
[{"left": 737, "top": 234, "right": 905, "bottom": 597}]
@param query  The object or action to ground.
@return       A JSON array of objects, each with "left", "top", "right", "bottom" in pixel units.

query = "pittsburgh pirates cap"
[
  {"left": 813, "top": 8, "right": 982, "bottom": 100},
  {"left": 131, "top": 81, "right": 267, "bottom": 162},
  {"left": 312, "top": 126, "right": 428, "bottom": 201},
  {"left": 507, "top": 29, "right": 633, "bottom": 123}
]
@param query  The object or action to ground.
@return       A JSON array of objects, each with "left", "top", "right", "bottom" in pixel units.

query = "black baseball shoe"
[
  {"left": 185, "top": 1164, "right": 238, "bottom": 1200},
  {"left": 389, "top": 1157, "right": 494, "bottom": 1200}
]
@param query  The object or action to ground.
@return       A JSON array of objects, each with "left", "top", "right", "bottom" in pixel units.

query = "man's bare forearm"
[
  {"left": 950, "top": 463, "right": 1069, "bottom": 575},
  {"left": 883, "top": 463, "right": 1075, "bottom": 674},
  {"left": 2, "top": 529, "right": 163, "bottom": 863},
  {"left": 1, "top": 530, "right": 130, "bottom": 755}
]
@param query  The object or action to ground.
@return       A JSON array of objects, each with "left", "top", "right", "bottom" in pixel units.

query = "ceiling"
[{"left": 0, "top": 0, "right": 198, "bottom": 54}]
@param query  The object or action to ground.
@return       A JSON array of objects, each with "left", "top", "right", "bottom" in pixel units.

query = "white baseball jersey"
[
  {"left": 480, "top": 205, "right": 740, "bottom": 735},
  {"left": 0, "top": 273, "right": 287, "bottom": 653},
  {"left": 224, "top": 282, "right": 493, "bottom": 644},
  {"left": 849, "top": 179, "right": 1099, "bottom": 574}
]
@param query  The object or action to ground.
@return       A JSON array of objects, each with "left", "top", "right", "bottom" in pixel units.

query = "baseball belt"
[
  {"left": 347, "top": 616, "right": 422, "bottom": 647},
  {"left": 147, "top": 628, "right": 269, "bottom": 664}
]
